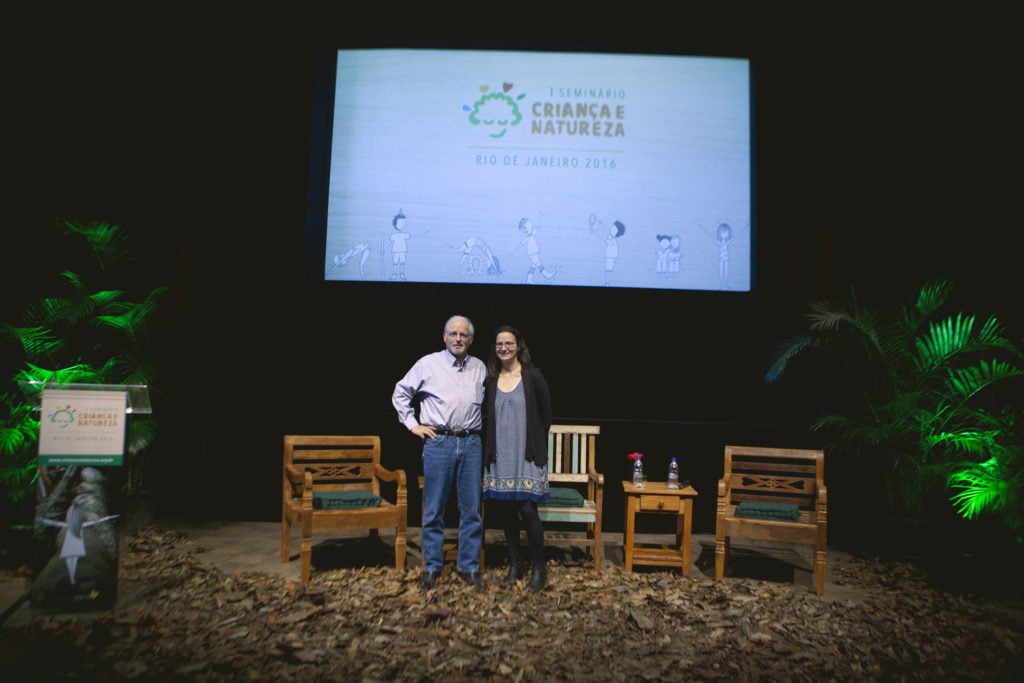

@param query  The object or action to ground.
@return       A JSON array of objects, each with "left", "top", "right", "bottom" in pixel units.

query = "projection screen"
[{"left": 322, "top": 48, "right": 751, "bottom": 291}]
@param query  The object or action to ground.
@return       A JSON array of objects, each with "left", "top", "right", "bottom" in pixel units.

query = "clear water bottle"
[
  {"left": 632, "top": 457, "right": 646, "bottom": 488},
  {"left": 667, "top": 457, "right": 680, "bottom": 489}
]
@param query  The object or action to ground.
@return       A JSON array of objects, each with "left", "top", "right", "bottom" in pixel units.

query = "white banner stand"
[{"left": 20, "top": 381, "right": 151, "bottom": 613}]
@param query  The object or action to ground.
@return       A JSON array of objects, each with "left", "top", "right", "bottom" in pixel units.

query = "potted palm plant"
[
  {"left": 766, "top": 279, "right": 1024, "bottom": 555},
  {"left": 0, "top": 219, "right": 166, "bottom": 535}
]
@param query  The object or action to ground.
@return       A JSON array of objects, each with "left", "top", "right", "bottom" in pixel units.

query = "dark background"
[{"left": 7, "top": 8, "right": 1019, "bottom": 543}]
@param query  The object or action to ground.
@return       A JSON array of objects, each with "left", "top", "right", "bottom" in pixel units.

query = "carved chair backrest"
[
  {"left": 283, "top": 434, "right": 382, "bottom": 497},
  {"left": 723, "top": 445, "right": 824, "bottom": 510}
]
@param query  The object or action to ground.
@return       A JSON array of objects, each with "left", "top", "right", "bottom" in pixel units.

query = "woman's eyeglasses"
[{"left": 495, "top": 341, "right": 517, "bottom": 349}]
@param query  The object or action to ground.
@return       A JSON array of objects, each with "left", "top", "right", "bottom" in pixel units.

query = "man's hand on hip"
[{"left": 411, "top": 424, "right": 437, "bottom": 440}]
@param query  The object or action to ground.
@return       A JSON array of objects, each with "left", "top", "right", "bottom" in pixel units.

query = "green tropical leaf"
[
  {"left": 948, "top": 458, "right": 1014, "bottom": 519},
  {"left": 126, "top": 417, "right": 157, "bottom": 456},
  {"left": 911, "top": 279, "right": 953, "bottom": 320},
  {"left": 6, "top": 325, "right": 65, "bottom": 360},
  {"left": 15, "top": 362, "right": 104, "bottom": 386},
  {"left": 805, "top": 300, "right": 854, "bottom": 333},
  {"left": 0, "top": 462, "right": 39, "bottom": 502},
  {"left": 806, "top": 300, "right": 884, "bottom": 352},
  {"left": 923, "top": 429, "right": 1002, "bottom": 457},
  {"left": 97, "top": 355, "right": 157, "bottom": 386},
  {"left": 764, "top": 335, "right": 815, "bottom": 382},
  {"left": 974, "top": 315, "right": 1019, "bottom": 355},
  {"left": 93, "top": 289, "right": 165, "bottom": 341},
  {"left": 946, "top": 359, "right": 1024, "bottom": 403},
  {"left": 914, "top": 313, "right": 975, "bottom": 373},
  {"left": 59, "top": 219, "right": 134, "bottom": 271},
  {"left": 0, "top": 390, "right": 41, "bottom": 503},
  {"left": 0, "top": 424, "right": 28, "bottom": 452},
  {"left": 22, "top": 294, "right": 85, "bottom": 327},
  {"left": 22, "top": 273, "right": 125, "bottom": 328}
]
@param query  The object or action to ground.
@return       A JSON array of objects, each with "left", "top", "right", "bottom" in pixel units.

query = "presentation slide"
[{"left": 323, "top": 49, "right": 751, "bottom": 291}]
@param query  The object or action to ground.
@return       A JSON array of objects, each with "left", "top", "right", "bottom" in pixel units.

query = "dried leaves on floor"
[{"left": 1, "top": 527, "right": 1022, "bottom": 680}]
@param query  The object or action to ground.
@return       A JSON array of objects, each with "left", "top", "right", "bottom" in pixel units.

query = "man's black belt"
[{"left": 434, "top": 428, "right": 480, "bottom": 437}]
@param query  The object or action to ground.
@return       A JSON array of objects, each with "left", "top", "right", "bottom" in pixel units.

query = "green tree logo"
[
  {"left": 465, "top": 82, "right": 526, "bottom": 139},
  {"left": 49, "top": 406, "right": 76, "bottom": 428}
]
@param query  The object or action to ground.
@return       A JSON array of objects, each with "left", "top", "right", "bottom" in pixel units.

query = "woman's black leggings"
[{"left": 492, "top": 499, "right": 545, "bottom": 566}]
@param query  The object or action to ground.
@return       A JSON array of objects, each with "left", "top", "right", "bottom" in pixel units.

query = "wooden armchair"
[
  {"left": 537, "top": 424, "right": 604, "bottom": 571},
  {"left": 282, "top": 435, "right": 407, "bottom": 581},
  {"left": 715, "top": 445, "right": 827, "bottom": 594}
]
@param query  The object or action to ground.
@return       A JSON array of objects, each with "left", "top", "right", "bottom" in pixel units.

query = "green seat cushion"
[
  {"left": 313, "top": 490, "right": 382, "bottom": 510},
  {"left": 735, "top": 501, "right": 800, "bottom": 521},
  {"left": 543, "top": 487, "right": 585, "bottom": 508}
]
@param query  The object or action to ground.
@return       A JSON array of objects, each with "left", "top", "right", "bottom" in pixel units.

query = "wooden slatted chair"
[
  {"left": 282, "top": 435, "right": 407, "bottom": 581},
  {"left": 537, "top": 424, "right": 604, "bottom": 571},
  {"left": 715, "top": 445, "right": 828, "bottom": 594}
]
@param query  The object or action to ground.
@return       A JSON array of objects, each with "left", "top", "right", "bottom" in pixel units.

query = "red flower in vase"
[{"left": 628, "top": 452, "right": 644, "bottom": 461}]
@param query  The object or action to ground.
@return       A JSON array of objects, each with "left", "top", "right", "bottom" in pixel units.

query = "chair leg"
[
  {"left": 592, "top": 523, "right": 602, "bottom": 572},
  {"left": 300, "top": 536, "right": 312, "bottom": 581},
  {"left": 300, "top": 511, "right": 313, "bottom": 581},
  {"left": 395, "top": 524, "right": 407, "bottom": 572},
  {"left": 715, "top": 536, "right": 729, "bottom": 581},
  {"left": 281, "top": 517, "right": 291, "bottom": 562},
  {"left": 814, "top": 548, "right": 826, "bottom": 595}
]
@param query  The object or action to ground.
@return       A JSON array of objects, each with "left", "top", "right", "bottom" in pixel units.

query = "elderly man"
[{"left": 393, "top": 315, "right": 487, "bottom": 590}]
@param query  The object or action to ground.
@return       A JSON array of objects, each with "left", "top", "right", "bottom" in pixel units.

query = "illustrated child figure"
[
  {"left": 517, "top": 218, "right": 559, "bottom": 284},
  {"left": 699, "top": 220, "right": 748, "bottom": 290},
  {"left": 385, "top": 209, "right": 426, "bottom": 281},
  {"left": 328, "top": 242, "right": 371, "bottom": 279},
  {"left": 715, "top": 223, "right": 733, "bottom": 288},
  {"left": 603, "top": 220, "right": 626, "bottom": 286},
  {"left": 668, "top": 234, "right": 682, "bottom": 275},
  {"left": 655, "top": 234, "right": 672, "bottom": 278},
  {"left": 589, "top": 213, "right": 626, "bottom": 286},
  {"left": 448, "top": 235, "right": 502, "bottom": 276}
]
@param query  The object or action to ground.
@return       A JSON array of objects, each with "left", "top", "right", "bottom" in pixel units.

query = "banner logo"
[
  {"left": 464, "top": 82, "right": 526, "bottom": 139},
  {"left": 49, "top": 406, "right": 76, "bottom": 428}
]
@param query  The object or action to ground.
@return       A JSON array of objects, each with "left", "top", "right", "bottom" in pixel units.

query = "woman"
[{"left": 483, "top": 325, "right": 553, "bottom": 591}]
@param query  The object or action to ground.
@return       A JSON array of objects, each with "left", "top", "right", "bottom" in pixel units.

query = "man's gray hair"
[{"left": 444, "top": 315, "right": 475, "bottom": 336}]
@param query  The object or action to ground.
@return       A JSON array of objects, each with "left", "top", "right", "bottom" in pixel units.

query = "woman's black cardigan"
[{"left": 483, "top": 367, "right": 552, "bottom": 467}]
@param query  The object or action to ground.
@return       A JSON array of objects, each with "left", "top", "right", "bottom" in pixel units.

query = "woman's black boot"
[
  {"left": 503, "top": 557, "right": 522, "bottom": 585},
  {"left": 527, "top": 564, "right": 547, "bottom": 592},
  {"left": 502, "top": 523, "right": 523, "bottom": 585}
]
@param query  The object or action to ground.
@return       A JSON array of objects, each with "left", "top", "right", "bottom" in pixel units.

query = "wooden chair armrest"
[
  {"left": 816, "top": 479, "right": 828, "bottom": 506},
  {"left": 374, "top": 464, "right": 407, "bottom": 489},
  {"left": 374, "top": 465, "right": 408, "bottom": 507},
  {"left": 284, "top": 465, "right": 304, "bottom": 485},
  {"left": 587, "top": 469, "right": 604, "bottom": 485},
  {"left": 300, "top": 470, "right": 314, "bottom": 508},
  {"left": 717, "top": 477, "right": 731, "bottom": 501}
]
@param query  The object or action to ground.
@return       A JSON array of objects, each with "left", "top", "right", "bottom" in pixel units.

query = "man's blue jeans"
[{"left": 420, "top": 434, "right": 483, "bottom": 573}]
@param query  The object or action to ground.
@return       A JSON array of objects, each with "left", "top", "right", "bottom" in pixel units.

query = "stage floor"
[
  {"left": 2, "top": 519, "right": 858, "bottom": 627},
  {"left": 155, "top": 519, "right": 843, "bottom": 599}
]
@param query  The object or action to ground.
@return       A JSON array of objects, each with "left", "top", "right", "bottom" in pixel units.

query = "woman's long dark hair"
[{"left": 487, "top": 325, "right": 533, "bottom": 377}]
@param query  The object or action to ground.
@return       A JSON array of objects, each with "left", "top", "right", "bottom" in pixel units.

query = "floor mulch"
[{"left": 1, "top": 526, "right": 1022, "bottom": 680}]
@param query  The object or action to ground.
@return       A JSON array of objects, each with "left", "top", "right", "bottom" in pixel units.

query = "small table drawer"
[{"left": 639, "top": 495, "right": 682, "bottom": 512}]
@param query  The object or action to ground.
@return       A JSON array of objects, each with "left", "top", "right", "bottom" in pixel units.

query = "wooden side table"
[{"left": 622, "top": 481, "right": 698, "bottom": 575}]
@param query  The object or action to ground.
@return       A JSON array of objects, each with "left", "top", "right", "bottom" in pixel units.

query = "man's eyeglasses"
[{"left": 495, "top": 341, "right": 517, "bottom": 349}]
